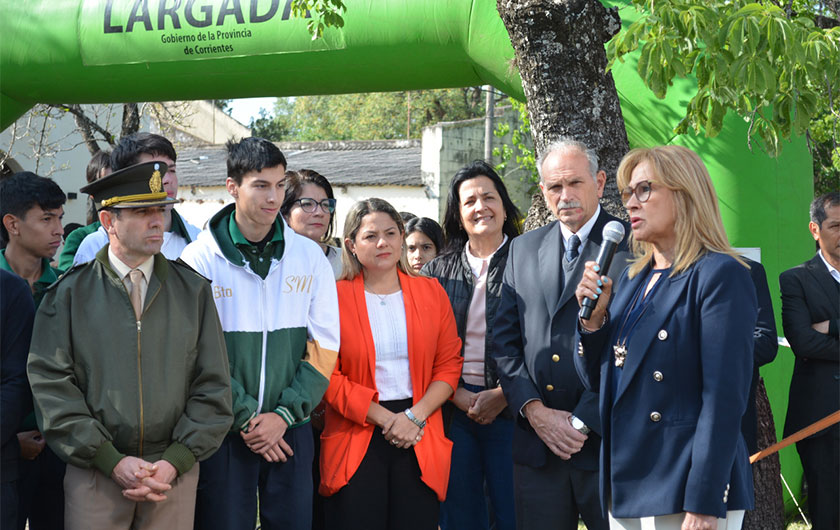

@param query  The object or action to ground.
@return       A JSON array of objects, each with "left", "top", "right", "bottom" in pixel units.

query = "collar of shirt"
[
  {"left": 108, "top": 246, "right": 154, "bottom": 282},
  {"left": 169, "top": 209, "right": 192, "bottom": 241},
  {"left": 818, "top": 250, "right": 840, "bottom": 283},
  {"left": 228, "top": 213, "right": 284, "bottom": 249},
  {"left": 465, "top": 234, "right": 508, "bottom": 278},
  {"left": 559, "top": 204, "right": 601, "bottom": 249},
  {"left": 0, "top": 249, "right": 57, "bottom": 285}
]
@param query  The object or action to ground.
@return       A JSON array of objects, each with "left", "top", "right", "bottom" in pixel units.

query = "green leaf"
[
  {"left": 728, "top": 18, "right": 744, "bottom": 57},
  {"left": 747, "top": 18, "right": 761, "bottom": 53},
  {"left": 759, "top": 121, "right": 781, "bottom": 157},
  {"left": 638, "top": 41, "right": 654, "bottom": 79},
  {"left": 706, "top": 100, "right": 726, "bottom": 137},
  {"left": 696, "top": 55, "right": 710, "bottom": 88},
  {"left": 734, "top": 3, "right": 764, "bottom": 17},
  {"left": 758, "top": 60, "right": 776, "bottom": 97}
]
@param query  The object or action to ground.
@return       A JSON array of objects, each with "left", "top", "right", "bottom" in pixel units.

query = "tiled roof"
[{"left": 178, "top": 140, "right": 422, "bottom": 187}]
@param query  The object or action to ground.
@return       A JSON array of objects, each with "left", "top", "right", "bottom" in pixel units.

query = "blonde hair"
[
  {"left": 616, "top": 145, "right": 747, "bottom": 278},
  {"left": 339, "top": 198, "right": 417, "bottom": 281}
]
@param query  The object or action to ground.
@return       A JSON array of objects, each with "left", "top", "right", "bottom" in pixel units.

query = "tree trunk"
[
  {"left": 121, "top": 103, "right": 141, "bottom": 138},
  {"left": 497, "top": 0, "right": 628, "bottom": 231},
  {"left": 743, "top": 378, "right": 785, "bottom": 530}
]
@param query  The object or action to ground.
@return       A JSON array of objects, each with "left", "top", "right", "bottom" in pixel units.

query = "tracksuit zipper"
[{"left": 256, "top": 272, "right": 268, "bottom": 413}]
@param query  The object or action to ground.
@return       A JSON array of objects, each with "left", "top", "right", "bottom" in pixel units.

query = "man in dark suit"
[
  {"left": 780, "top": 191, "right": 839, "bottom": 530},
  {"left": 493, "top": 138, "right": 630, "bottom": 530}
]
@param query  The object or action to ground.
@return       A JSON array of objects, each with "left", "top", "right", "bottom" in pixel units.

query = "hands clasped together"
[
  {"left": 382, "top": 410, "right": 424, "bottom": 449},
  {"left": 242, "top": 413, "right": 294, "bottom": 463},
  {"left": 452, "top": 386, "right": 507, "bottom": 425},
  {"left": 112, "top": 456, "right": 177, "bottom": 503}
]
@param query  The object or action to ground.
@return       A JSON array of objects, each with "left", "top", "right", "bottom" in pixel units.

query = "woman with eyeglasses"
[
  {"left": 281, "top": 169, "right": 342, "bottom": 279},
  {"left": 574, "top": 145, "right": 757, "bottom": 530},
  {"left": 319, "top": 198, "right": 463, "bottom": 530}
]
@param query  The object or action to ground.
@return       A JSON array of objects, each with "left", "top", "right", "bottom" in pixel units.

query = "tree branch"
[{"left": 57, "top": 104, "right": 115, "bottom": 154}]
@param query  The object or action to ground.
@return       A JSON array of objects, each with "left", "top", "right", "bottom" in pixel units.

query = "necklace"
[
  {"left": 370, "top": 292, "right": 388, "bottom": 306},
  {"left": 613, "top": 269, "right": 664, "bottom": 367},
  {"left": 364, "top": 283, "right": 397, "bottom": 306}
]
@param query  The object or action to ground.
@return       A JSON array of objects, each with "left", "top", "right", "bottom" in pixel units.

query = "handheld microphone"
[{"left": 579, "top": 221, "right": 626, "bottom": 320}]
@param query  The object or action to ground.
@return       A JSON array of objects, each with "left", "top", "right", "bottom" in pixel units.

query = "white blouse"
[{"left": 365, "top": 290, "right": 413, "bottom": 401}]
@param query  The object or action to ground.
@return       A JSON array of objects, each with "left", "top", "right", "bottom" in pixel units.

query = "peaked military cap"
[{"left": 80, "top": 161, "right": 178, "bottom": 209}]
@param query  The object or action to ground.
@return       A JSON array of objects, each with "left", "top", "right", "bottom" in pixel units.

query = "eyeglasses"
[
  {"left": 295, "top": 198, "right": 336, "bottom": 214},
  {"left": 620, "top": 181, "right": 654, "bottom": 205}
]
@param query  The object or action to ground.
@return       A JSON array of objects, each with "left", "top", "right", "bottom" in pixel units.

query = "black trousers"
[
  {"left": 324, "top": 398, "right": 439, "bottom": 530},
  {"left": 513, "top": 455, "right": 608, "bottom": 530},
  {"left": 16, "top": 445, "right": 64, "bottom": 530},
  {"left": 1, "top": 480, "right": 17, "bottom": 530},
  {"left": 797, "top": 426, "right": 839, "bottom": 530}
]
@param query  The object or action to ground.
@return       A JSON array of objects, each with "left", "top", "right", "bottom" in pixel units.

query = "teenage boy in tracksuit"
[{"left": 181, "top": 137, "right": 340, "bottom": 530}]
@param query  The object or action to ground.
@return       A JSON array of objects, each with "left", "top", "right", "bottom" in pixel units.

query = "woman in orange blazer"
[{"left": 319, "top": 198, "right": 463, "bottom": 530}]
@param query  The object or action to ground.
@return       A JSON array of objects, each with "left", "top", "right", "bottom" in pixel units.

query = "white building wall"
[
  {"left": 151, "top": 100, "right": 249, "bottom": 145},
  {"left": 421, "top": 109, "right": 535, "bottom": 221}
]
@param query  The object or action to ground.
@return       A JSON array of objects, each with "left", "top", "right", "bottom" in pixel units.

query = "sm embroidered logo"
[
  {"left": 283, "top": 274, "right": 313, "bottom": 294},
  {"left": 213, "top": 285, "right": 233, "bottom": 299}
]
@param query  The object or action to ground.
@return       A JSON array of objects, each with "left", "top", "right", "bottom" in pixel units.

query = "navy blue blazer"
[{"left": 575, "top": 252, "right": 757, "bottom": 519}]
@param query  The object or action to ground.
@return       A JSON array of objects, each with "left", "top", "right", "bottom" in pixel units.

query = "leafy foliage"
[
  {"left": 492, "top": 98, "right": 539, "bottom": 192},
  {"left": 291, "top": 0, "right": 346, "bottom": 39},
  {"left": 250, "top": 88, "right": 485, "bottom": 141},
  {"left": 212, "top": 99, "right": 233, "bottom": 114},
  {"left": 608, "top": 0, "right": 839, "bottom": 160},
  {"left": 809, "top": 112, "right": 840, "bottom": 194}
]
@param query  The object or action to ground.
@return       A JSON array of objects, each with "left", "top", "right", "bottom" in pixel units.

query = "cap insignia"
[{"left": 149, "top": 164, "right": 163, "bottom": 193}]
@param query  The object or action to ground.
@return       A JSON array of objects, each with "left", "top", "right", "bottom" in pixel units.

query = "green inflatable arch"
[{"left": 1, "top": 0, "right": 815, "bottom": 510}]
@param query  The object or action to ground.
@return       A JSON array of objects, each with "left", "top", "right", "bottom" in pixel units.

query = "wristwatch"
[{"left": 569, "top": 414, "right": 590, "bottom": 435}]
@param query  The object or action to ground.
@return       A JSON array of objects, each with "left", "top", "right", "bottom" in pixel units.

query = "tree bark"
[
  {"left": 497, "top": 0, "right": 629, "bottom": 231},
  {"left": 743, "top": 378, "right": 785, "bottom": 530},
  {"left": 121, "top": 103, "right": 141, "bottom": 138}
]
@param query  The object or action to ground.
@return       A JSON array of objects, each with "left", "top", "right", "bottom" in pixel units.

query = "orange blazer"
[{"left": 319, "top": 271, "right": 463, "bottom": 501}]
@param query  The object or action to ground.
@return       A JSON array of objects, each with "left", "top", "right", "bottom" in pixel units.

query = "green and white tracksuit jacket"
[{"left": 181, "top": 204, "right": 340, "bottom": 432}]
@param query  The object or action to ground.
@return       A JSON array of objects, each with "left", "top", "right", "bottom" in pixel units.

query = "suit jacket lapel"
[
  {"left": 614, "top": 269, "right": 690, "bottom": 403},
  {"left": 539, "top": 222, "right": 563, "bottom": 317},
  {"left": 806, "top": 254, "right": 840, "bottom": 306}
]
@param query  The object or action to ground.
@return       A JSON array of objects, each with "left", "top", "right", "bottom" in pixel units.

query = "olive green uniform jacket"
[{"left": 27, "top": 246, "right": 233, "bottom": 477}]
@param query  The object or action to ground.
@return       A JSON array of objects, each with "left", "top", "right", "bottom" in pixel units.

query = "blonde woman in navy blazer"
[{"left": 574, "top": 145, "right": 757, "bottom": 530}]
